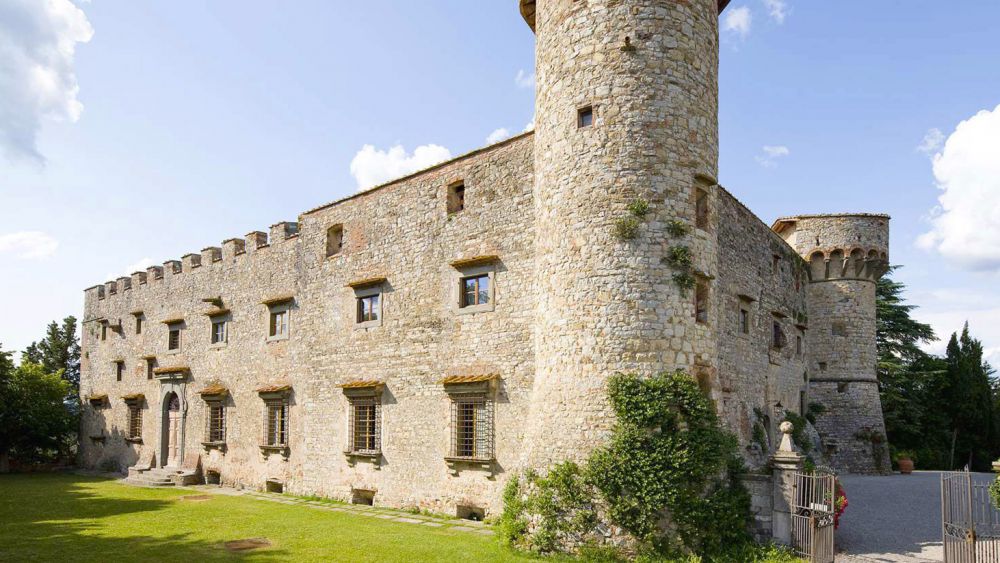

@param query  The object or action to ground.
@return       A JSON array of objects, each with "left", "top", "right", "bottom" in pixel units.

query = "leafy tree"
[
  {"left": 0, "top": 351, "right": 78, "bottom": 472},
  {"left": 21, "top": 316, "right": 81, "bottom": 393}
]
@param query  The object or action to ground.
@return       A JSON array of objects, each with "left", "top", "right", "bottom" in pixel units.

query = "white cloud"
[
  {"left": 106, "top": 257, "right": 155, "bottom": 281},
  {"left": 917, "top": 127, "right": 945, "bottom": 156},
  {"left": 0, "top": 0, "right": 94, "bottom": 163},
  {"left": 515, "top": 69, "right": 534, "bottom": 89},
  {"left": 486, "top": 128, "right": 511, "bottom": 145},
  {"left": 349, "top": 143, "right": 453, "bottom": 190},
  {"left": 755, "top": 145, "right": 790, "bottom": 168},
  {"left": 909, "top": 288, "right": 1000, "bottom": 369},
  {"left": 723, "top": 6, "right": 752, "bottom": 38},
  {"left": 762, "top": 0, "right": 788, "bottom": 23},
  {"left": 0, "top": 231, "right": 58, "bottom": 259},
  {"left": 916, "top": 104, "right": 1000, "bottom": 271}
]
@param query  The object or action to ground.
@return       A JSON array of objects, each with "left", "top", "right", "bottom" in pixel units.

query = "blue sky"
[{"left": 1, "top": 0, "right": 998, "bottom": 366}]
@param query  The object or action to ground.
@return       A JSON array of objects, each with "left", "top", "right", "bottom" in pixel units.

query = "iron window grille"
[
  {"left": 348, "top": 397, "right": 381, "bottom": 455},
  {"left": 357, "top": 294, "right": 380, "bottom": 323},
  {"left": 263, "top": 399, "right": 288, "bottom": 447},
  {"left": 168, "top": 327, "right": 181, "bottom": 350},
  {"left": 127, "top": 405, "right": 142, "bottom": 440},
  {"left": 460, "top": 275, "right": 490, "bottom": 308},
  {"left": 206, "top": 401, "right": 225, "bottom": 443},
  {"left": 449, "top": 394, "right": 494, "bottom": 461}
]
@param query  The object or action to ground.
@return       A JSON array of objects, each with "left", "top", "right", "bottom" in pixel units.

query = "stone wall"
[{"left": 715, "top": 189, "right": 809, "bottom": 469}]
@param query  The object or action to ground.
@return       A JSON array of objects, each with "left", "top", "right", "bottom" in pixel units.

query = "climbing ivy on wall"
[{"left": 499, "top": 371, "right": 753, "bottom": 559}]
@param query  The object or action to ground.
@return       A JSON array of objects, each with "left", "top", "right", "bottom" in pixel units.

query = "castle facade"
[{"left": 79, "top": 0, "right": 891, "bottom": 516}]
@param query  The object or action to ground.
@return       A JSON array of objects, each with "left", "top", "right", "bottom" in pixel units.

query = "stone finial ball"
[{"left": 779, "top": 421, "right": 794, "bottom": 434}]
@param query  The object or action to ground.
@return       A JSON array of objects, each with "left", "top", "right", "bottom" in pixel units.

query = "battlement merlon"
[
  {"left": 772, "top": 214, "right": 890, "bottom": 282},
  {"left": 81, "top": 221, "right": 300, "bottom": 303},
  {"left": 518, "top": 0, "right": 732, "bottom": 32}
]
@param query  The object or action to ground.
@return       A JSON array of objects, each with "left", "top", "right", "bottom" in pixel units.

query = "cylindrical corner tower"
[
  {"left": 774, "top": 214, "right": 892, "bottom": 474},
  {"left": 521, "top": 0, "right": 725, "bottom": 467}
]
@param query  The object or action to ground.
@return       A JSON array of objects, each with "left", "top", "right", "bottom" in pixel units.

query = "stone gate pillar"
[{"left": 771, "top": 421, "right": 804, "bottom": 546}]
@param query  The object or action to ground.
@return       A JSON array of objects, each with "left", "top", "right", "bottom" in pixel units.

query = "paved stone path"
[
  {"left": 185, "top": 484, "right": 495, "bottom": 536},
  {"left": 836, "top": 471, "right": 995, "bottom": 562}
]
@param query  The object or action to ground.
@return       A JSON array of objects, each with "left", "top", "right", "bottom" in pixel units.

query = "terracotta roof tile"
[
  {"left": 198, "top": 384, "right": 229, "bottom": 396},
  {"left": 121, "top": 393, "right": 145, "bottom": 401},
  {"left": 153, "top": 366, "right": 190, "bottom": 375},
  {"left": 256, "top": 383, "right": 292, "bottom": 394},
  {"left": 338, "top": 380, "right": 384, "bottom": 389},
  {"left": 439, "top": 374, "right": 497, "bottom": 385}
]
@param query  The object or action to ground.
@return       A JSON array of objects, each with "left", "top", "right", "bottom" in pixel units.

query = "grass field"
[{"left": 0, "top": 473, "right": 543, "bottom": 562}]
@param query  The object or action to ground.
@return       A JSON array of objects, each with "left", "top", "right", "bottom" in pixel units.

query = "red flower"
[{"left": 833, "top": 481, "right": 848, "bottom": 529}]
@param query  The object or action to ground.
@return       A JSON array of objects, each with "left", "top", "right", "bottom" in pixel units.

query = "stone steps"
[{"left": 123, "top": 466, "right": 185, "bottom": 487}]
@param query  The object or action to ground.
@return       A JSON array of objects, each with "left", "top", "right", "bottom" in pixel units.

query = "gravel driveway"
[{"left": 835, "top": 471, "right": 996, "bottom": 562}]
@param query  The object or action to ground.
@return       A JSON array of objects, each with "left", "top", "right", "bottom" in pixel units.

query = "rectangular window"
[
  {"left": 168, "top": 327, "right": 181, "bottom": 350},
  {"left": 357, "top": 294, "right": 380, "bottom": 323},
  {"left": 101, "top": 322, "right": 108, "bottom": 341},
  {"left": 269, "top": 309, "right": 289, "bottom": 339},
  {"left": 450, "top": 395, "right": 494, "bottom": 460},
  {"left": 326, "top": 224, "right": 344, "bottom": 257},
  {"left": 115, "top": 361, "right": 124, "bottom": 382},
  {"left": 796, "top": 335, "right": 803, "bottom": 356},
  {"left": 349, "top": 398, "right": 380, "bottom": 454},
  {"left": 695, "top": 188, "right": 709, "bottom": 230},
  {"left": 206, "top": 402, "right": 225, "bottom": 443},
  {"left": 577, "top": 105, "right": 593, "bottom": 128},
  {"left": 740, "top": 309, "right": 750, "bottom": 334},
  {"left": 264, "top": 400, "right": 288, "bottom": 447},
  {"left": 211, "top": 319, "right": 227, "bottom": 344},
  {"left": 694, "top": 279, "right": 709, "bottom": 324},
  {"left": 146, "top": 358, "right": 155, "bottom": 380},
  {"left": 135, "top": 316, "right": 143, "bottom": 334},
  {"left": 772, "top": 254, "right": 781, "bottom": 275},
  {"left": 447, "top": 182, "right": 466, "bottom": 214},
  {"left": 772, "top": 321, "right": 787, "bottom": 349},
  {"left": 461, "top": 275, "right": 490, "bottom": 308},
  {"left": 128, "top": 405, "right": 142, "bottom": 440}
]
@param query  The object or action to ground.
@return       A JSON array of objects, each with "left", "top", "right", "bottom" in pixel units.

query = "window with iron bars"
[
  {"left": 205, "top": 401, "right": 225, "bottom": 443},
  {"left": 449, "top": 395, "right": 494, "bottom": 460},
  {"left": 348, "top": 397, "right": 381, "bottom": 454},
  {"left": 263, "top": 399, "right": 288, "bottom": 447},
  {"left": 128, "top": 405, "right": 142, "bottom": 440}
]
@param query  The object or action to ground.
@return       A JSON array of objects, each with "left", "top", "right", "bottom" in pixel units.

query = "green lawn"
[{"left": 0, "top": 473, "right": 542, "bottom": 562}]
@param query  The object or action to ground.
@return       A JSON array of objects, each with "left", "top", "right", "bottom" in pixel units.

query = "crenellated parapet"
[
  {"left": 83, "top": 221, "right": 300, "bottom": 306},
  {"left": 772, "top": 213, "right": 890, "bottom": 282},
  {"left": 802, "top": 246, "right": 889, "bottom": 283}
]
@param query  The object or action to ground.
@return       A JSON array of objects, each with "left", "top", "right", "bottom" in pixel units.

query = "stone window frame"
[
  {"left": 165, "top": 321, "right": 183, "bottom": 353},
  {"left": 132, "top": 312, "right": 144, "bottom": 335},
  {"left": 113, "top": 360, "right": 125, "bottom": 382},
  {"left": 771, "top": 318, "right": 788, "bottom": 350},
  {"left": 202, "top": 395, "right": 227, "bottom": 448},
  {"left": 442, "top": 376, "right": 498, "bottom": 476},
  {"left": 452, "top": 262, "right": 496, "bottom": 316},
  {"left": 143, "top": 356, "right": 156, "bottom": 380},
  {"left": 209, "top": 311, "right": 230, "bottom": 348},
  {"left": 124, "top": 398, "right": 143, "bottom": 442},
  {"left": 342, "top": 384, "right": 384, "bottom": 464},
  {"left": 259, "top": 390, "right": 290, "bottom": 454},
  {"left": 353, "top": 285, "right": 384, "bottom": 330},
  {"left": 100, "top": 320, "right": 108, "bottom": 341},
  {"left": 265, "top": 301, "right": 292, "bottom": 342},
  {"left": 695, "top": 187, "right": 710, "bottom": 231},
  {"left": 694, "top": 278, "right": 710, "bottom": 325},
  {"left": 739, "top": 307, "right": 750, "bottom": 335}
]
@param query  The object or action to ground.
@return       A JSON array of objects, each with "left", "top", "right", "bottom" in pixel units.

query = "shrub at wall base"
[{"left": 499, "top": 371, "right": 754, "bottom": 559}]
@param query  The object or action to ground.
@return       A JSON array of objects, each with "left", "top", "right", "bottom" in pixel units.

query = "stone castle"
[{"left": 79, "top": 0, "right": 891, "bottom": 516}]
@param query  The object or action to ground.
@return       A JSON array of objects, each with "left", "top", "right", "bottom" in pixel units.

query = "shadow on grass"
[{"left": 0, "top": 473, "right": 288, "bottom": 561}]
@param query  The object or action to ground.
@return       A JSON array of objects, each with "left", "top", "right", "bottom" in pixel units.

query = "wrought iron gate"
[
  {"left": 791, "top": 471, "right": 836, "bottom": 563},
  {"left": 942, "top": 471, "right": 1000, "bottom": 562}
]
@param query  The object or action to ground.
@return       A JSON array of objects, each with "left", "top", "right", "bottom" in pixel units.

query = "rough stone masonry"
[{"left": 78, "top": 0, "right": 892, "bottom": 517}]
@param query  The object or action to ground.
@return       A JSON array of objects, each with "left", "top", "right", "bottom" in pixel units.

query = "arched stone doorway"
[{"left": 160, "top": 391, "right": 185, "bottom": 468}]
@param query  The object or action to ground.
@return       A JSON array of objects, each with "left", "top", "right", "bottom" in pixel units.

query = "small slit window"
[
  {"left": 694, "top": 279, "right": 709, "bottom": 324},
  {"left": 695, "top": 188, "right": 709, "bottom": 230},
  {"left": 114, "top": 361, "right": 125, "bottom": 382},
  {"left": 326, "top": 224, "right": 344, "bottom": 257},
  {"left": 145, "top": 358, "right": 156, "bottom": 380},
  {"left": 447, "top": 182, "right": 466, "bottom": 214},
  {"left": 577, "top": 105, "right": 593, "bottom": 128},
  {"left": 739, "top": 309, "right": 750, "bottom": 334},
  {"left": 135, "top": 315, "right": 143, "bottom": 335}
]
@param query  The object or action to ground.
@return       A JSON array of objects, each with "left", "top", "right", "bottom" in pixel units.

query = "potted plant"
[{"left": 895, "top": 450, "right": 916, "bottom": 474}]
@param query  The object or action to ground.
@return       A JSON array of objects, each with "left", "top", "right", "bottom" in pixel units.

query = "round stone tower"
[
  {"left": 773, "top": 214, "right": 892, "bottom": 474},
  {"left": 520, "top": 0, "right": 725, "bottom": 467}
]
